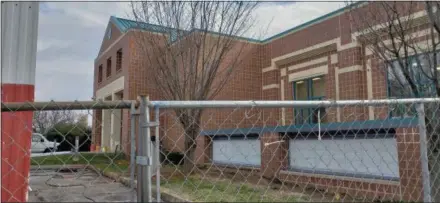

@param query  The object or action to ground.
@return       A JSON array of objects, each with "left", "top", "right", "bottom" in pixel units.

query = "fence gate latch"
[
  {"left": 136, "top": 156, "right": 152, "bottom": 166},
  {"left": 144, "top": 122, "right": 159, "bottom": 128}
]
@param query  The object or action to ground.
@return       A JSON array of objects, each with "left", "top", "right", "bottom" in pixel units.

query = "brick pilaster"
[
  {"left": 260, "top": 132, "right": 288, "bottom": 179},
  {"left": 92, "top": 109, "right": 102, "bottom": 146},
  {"left": 396, "top": 127, "right": 423, "bottom": 202}
]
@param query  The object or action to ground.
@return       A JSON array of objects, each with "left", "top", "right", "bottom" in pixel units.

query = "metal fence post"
[
  {"left": 129, "top": 101, "right": 137, "bottom": 201},
  {"left": 75, "top": 136, "right": 79, "bottom": 153},
  {"left": 137, "top": 96, "right": 152, "bottom": 202},
  {"left": 155, "top": 106, "right": 161, "bottom": 202},
  {"left": 53, "top": 140, "right": 58, "bottom": 152},
  {"left": 145, "top": 96, "right": 153, "bottom": 202},
  {"left": 416, "top": 103, "right": 432, "bottom": 202},
  {"left": 137, "top": 96, "right": 145, "bottom": 202}
]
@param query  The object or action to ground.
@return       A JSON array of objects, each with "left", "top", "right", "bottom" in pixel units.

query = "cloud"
[
  {"left": 35, "top": 2, "right": 347, "bottom": 102},
  {"left": 35, "top": 2, "right": 125, "bottom": 101},
  {"left": 251, "top": 2, "right": 346, "bottom": 39}
]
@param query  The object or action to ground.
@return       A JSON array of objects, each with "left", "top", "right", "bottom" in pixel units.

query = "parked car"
[{"left": 31, "top": 133, "right": 60, "bottom": 153}]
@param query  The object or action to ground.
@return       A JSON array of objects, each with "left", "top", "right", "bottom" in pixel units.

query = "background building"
[{"left": 92, "top": 2, "right": 438, "bottom": 201}]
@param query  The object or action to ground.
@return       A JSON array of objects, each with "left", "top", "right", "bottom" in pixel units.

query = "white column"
[{"left": 1, "top": 2, "right": 39, "bottom": 202}]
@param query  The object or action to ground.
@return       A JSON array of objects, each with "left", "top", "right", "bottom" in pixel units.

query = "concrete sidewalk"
[
  {"left": 28, "top": 166, "right": 139, "bottom": 202},
  {"left": 31, "top": 151, "right": 72, "bottom": 157}
]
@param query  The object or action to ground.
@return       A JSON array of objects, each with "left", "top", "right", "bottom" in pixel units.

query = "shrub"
[
  {"left": 165, "top": 151, "right": 184, "bottom": 165},
  {"left": 44, "top": 123, "right": 91, "bottom": 152}
]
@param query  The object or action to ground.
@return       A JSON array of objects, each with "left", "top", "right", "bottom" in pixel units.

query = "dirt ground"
[{"left": 28, "top": 165, "right": 138, "bottom": 202}]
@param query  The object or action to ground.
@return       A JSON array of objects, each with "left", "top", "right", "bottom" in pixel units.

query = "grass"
[
  {"left": 161, "top": 175, "right": 306, "bottom": 202},
  {"left": 31, "top": 154, "right": 304, "bottom": 202},
  {"left": 31, "top": 152, "right": 130, "bottom": 174}
]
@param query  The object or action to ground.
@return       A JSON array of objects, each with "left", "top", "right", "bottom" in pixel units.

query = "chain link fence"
[
  {"left": 149, "top": 98, "right": 440, "bottom": 202},
  {"left": 2, "top": 98, "right": 440, "bottom": 202},
  {"left": 1, "top": 100, "right": 137, "bottom": 202}
]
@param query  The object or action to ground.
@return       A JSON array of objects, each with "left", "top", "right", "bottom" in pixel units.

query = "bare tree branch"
[
  {"left": 349, "top": 2, "right": 440, "bottom": 200},
  {"left": 130, "top": 1, "right": 259, "bottom": 173},
  {"left": 33, "top": 110, "right": 77, "bottom": 134}
]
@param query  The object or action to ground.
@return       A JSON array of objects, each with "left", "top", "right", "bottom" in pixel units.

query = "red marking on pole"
[{"left": 1, "top": 84, "right": 34, "bottom": 202}]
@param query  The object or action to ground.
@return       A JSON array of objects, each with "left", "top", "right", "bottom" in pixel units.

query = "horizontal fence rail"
[
  {"left": 1, "top": 100, "right": 137, "bottom": 112},
  {"left": 148, "top": 98, "right": 440, "bottom": 108},
  {"left": 4, "top": 98, "right": 440, "bottom": 112}
]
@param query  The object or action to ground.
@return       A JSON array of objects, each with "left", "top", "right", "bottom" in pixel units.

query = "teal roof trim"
[
  {"left": 111, "top": 16, "right": 177, "bottom": 34},
  {"left": 96, "top": 1, "right": 366, "bottom": 61},
  {"left": 111, "top": 16, "right": 261, "bottom": 44},
  {"left": 108, "top": 1, "right": 365, "bottom": 44}
]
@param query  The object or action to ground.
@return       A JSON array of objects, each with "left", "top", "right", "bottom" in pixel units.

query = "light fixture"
[
  {"left": 437, "top": 66, "right": 440, "bottom": 70},
  {"left": 312, "top": 77, "right": 321, "bottom": 81},
  {"left": 296, "top": 80, "right": 304, "bottom": 84}
]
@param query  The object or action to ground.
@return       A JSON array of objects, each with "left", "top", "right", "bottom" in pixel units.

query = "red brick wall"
[
  {"left": 260, "top": 132, "right": 288, "bottom": 178},
  {"left": 396, "top": 127, "right": 423, "bottom": 202},
  {"left": 92, "top": 110, "right": 102, "bottom": 145},
  {"left": 97, "top": 23, "right": 123, "bottom": 55},
  {"left": 278, "top": 171, "right": 401, "bottom": 201},
  {"left": 92, "top": 24, "right": 132, "bottom": 154},
  {"left": 94, "top": 27, "right": 130, "bottom": 92}
]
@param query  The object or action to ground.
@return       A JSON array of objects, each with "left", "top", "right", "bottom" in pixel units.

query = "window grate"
[
  {"left": 116, "top": 49, "right": 122, "bottom": 72},
  {"left": 106, "top": 57, "right": 112, "bottom": 78}
]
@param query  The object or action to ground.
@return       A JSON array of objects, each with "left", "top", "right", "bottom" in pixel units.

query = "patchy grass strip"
[
  {"left": 32, "top": 155, "right": 305, "bottom": 202},
  {"left": 161, "top": 175, "right": 306, "bottom": 202},
  {"left": 31, "top": 152, "right": 129, "bottom": 174}
]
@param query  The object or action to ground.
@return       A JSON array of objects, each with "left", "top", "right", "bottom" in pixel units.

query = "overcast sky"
[{"left": 35, "top": 1, "right": 346, "bottom": 102}]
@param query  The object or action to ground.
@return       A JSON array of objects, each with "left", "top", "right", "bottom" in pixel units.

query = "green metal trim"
[
  {"left": 200, "top": 118, "right": 419, "bottom": 136},
  {"left": 110, "top": 16, "right": 125, "bottom": 33},
  {"left": 96, "top": 1, "right": 367, "bottom": 60},
  {"left": 103, "top": 1, "right": 367, "bottom": 46}
]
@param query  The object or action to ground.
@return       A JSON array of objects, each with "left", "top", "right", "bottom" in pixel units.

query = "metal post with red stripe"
[{"left": 1, "top": 2, "right": 39, "bottom": 202}]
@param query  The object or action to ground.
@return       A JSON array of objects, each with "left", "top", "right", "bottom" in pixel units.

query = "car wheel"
[{"left": 43, "top": 148, "right": 54, "bottom": 153}]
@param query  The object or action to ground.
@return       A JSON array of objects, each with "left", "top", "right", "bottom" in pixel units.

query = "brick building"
[{"left": 93, "top": 2, "right": 438, "bottom": 201}]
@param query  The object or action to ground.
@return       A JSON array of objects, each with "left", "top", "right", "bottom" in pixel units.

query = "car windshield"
[{"left": 32, "top": 134, "right": 41, "bottom": 142}]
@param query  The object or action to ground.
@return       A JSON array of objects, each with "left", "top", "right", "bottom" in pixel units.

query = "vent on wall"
[{"left": 106, "top": 27, "right": 112, "bottom": 39}]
